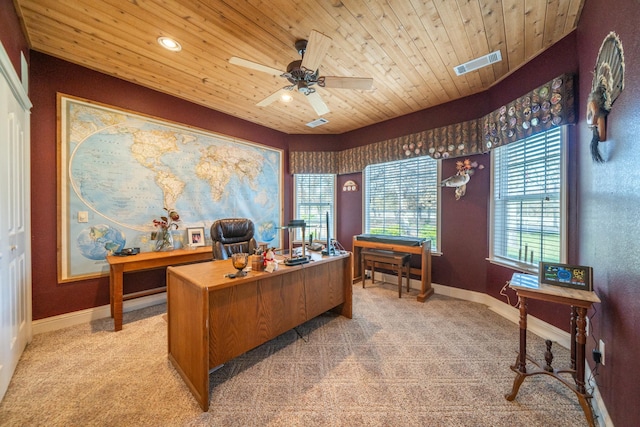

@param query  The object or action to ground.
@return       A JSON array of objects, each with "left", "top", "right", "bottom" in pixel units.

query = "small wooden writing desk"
[
  {"left": 106, "top": 246, "right": 212, "bottom": 331},
  {"left": 352, "top": 235, "right": 433, "bottom": 302},
  {"left": 506, "top": 273, "right": 601, "bottom": 427}
]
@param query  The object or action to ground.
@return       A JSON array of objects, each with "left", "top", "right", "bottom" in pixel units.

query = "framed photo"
[
  {"left": 187, "top": 227, "right": 206, "bottom": 247},
  {"left": 539, "top": 262, "right": 593, "bottom": 291}
]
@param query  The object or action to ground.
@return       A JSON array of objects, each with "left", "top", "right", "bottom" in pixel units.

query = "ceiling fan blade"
[
  {"left": 301, "top": 30, "right": 332, "bottom": 72},
  {"left": 229, "top": 56, "right": 284, "bottom": 76},
  {"left": 322, "top": 76, "right": 373, "bottom": 90},
  {"left": 306, "top": 91, "right": 330, "bottom": 116},
  {"left": 256, "top": 89, "right": 288, "bottom": 107}
]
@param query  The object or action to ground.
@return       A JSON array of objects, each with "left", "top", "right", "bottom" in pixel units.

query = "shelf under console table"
[{"left": 352, "top": 234, "right": 433, "bottom": 302}]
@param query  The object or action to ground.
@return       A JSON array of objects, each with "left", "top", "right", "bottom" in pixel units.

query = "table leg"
[
  {"left": 505, "top": 295, "right": 528, "bottom": 401},
  {"left": 575, "top": 306, "right": 596, "bottom": 427},
  {"left": 570, "top": 306, "right": 577, "bottom": 372},
  {"left": 352, "top": 242, "right": 362, "bottom": 283},
  {"left": 109, "top": 266, "right": 115, "bottom": 318},
  {"left": 516, "top": 296, "right": 527, "bottom": 373},
  {"left": 406, "top": 262, "right": 410, "bottom": 292},
  {"left": 111, "top": 264, "right": 124, "bottom": 331},
  {"left": 361, "top": 256, "right": 366, "bottom": 288},
  {"left": 417, "top": 242, "right": 433, "bottom": 302},
  {"left": 575, "top": 306, "right": 588, "bottom": 394}
]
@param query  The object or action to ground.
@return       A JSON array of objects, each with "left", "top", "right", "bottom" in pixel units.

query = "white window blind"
[
  {"left": 294, "top": 174, "right": 335, "bottom": 241},
  {"left": 491, "top": 127, "right": 565, "bottom": 268},
  {"left": 364, "top": 157, "right": 439, "bottom": 250}
]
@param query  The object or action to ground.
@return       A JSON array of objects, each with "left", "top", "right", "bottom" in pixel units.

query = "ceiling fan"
[{"left": 229, "top": 30, "right": 373, "bottom": 116}]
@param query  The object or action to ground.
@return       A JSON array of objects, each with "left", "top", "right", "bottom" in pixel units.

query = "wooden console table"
[
  {"left": 167, "top": 252, "right": 352, "bottom": 411},
  {"left": 506, "top": 273, "right": 601, "bottom": 427},
  {"left": 352, "top": 235, "right": 433, "bottom": 302},
  {"left": 106, "top": 246, "right": 212, "bottom": 331}
]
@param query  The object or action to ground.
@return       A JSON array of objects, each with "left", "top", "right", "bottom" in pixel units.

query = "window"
[
  {"left": 294, "top": 174, "right": 335, "bottom": 242},
  {"left": 364, "top": 157, "right": 439, "bottom": 250},
  {"left": 490, "top": 127, "right": 566, "bottom": 270}
]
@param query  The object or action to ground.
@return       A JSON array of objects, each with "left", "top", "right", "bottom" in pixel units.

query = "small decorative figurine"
[{"left": 263, "top": 247, "right": 278, "bottom": 272}]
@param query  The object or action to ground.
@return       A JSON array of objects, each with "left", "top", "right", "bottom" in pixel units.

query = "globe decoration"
[
  {"left": 77, "top": 224, "right": 126, "bottom": 260},
  {"left": 258, "top": 221, "right": 277, "bottom": 242}
]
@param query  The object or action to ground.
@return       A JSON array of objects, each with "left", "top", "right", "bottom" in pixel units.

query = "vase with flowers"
[{"left": 153, "top": 208, "right": 181, "bottom": 251}]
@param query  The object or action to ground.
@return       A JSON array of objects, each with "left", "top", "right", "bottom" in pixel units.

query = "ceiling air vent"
[
  {"left": 306, "top": 117, "right": 329, "bottom": 128},
  {"left": 454, "top": 50, "right": 502, "bottom": 76}
]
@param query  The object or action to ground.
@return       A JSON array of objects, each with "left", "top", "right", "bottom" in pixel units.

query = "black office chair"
[{"left": 210, "top": 218, "right": 257, "bottom": 260}]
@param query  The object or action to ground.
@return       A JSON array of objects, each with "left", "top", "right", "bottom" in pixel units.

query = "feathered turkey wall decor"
[{"left": 587, "top": 32, "right": 625, "bottom": 162}]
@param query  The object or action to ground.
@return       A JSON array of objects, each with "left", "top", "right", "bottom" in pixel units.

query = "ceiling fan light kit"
[{"left": 229, "top": 30, "right": 373, "bottom": 117}]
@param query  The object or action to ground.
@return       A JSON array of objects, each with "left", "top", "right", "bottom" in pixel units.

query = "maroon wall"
[
  {"left": 575, "top": 0, "right": 640, "bottom": 424},
  {"left": 336, "top": 173, "right": 363, "bottom": 251},
  {"left": 341, "top": 92, "right": 488, "bottom": 151},
  {"left": 287, "top": 133, "right": 344, "bottom": 152},
  {"left": 435, "top": 153, "right": 490, "bottom": 292},
  {"left": 28, "top": 52, "right": 289, "bottom": 319},
  {"left": 0, "top": 0, "right": 28, "bottom": 76}
]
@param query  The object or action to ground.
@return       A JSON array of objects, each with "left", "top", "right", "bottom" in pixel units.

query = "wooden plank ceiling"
[{"left": 13, "top": 0, "right": 584, "bottom": 135}]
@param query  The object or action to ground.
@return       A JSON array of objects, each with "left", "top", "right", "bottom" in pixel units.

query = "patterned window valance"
[
  {"left": 481, "top": 73, "right": 576, "bottom": 150},
  {"left": 290, "top": 74, "right": 575, "bottom": 175},
  {"left": 289, "top": 151, "right": 340, "bottom": 174}
]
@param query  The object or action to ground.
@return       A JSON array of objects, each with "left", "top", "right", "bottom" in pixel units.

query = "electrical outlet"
[{"left": 599, "top": 339, "right": 606, "bottom": 366}]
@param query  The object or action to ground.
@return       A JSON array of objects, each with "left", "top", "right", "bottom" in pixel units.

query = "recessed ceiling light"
[
  {"left": 157, "top": 36, "right": 182, "bottom": 52},
  {"left": 280, "top": 93, "right": 293, "bottom": 102}
]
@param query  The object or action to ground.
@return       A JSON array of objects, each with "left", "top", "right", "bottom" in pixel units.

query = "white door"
[{"left": 0, "top": 44, "right": 32, "bottom": 402}]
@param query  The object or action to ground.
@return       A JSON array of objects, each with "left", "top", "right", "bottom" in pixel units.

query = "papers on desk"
[{"left": 509, "top": 272, "right": 540, "bottom": 289}]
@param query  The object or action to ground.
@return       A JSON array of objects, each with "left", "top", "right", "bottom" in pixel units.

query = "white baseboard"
[
  {"left": 586, "top": 364, "right": 614, "bottom": 427},
  {"left": 32, "top": 292, "right": 167, "bottom": 335}
]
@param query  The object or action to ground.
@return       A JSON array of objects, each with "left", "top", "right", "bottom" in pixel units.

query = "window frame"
[
  {"left": 293, "top": 173, "right": 336, "bottom": 243},
  {"left": 489, "top": 126, "right": 568, "bottom": 273},
  {"left": 363, "top": 156, "right": 441, "bottom": 252}
]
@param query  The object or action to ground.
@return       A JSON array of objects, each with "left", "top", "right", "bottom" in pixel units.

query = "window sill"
[{"left": 487, "top": 257, "right": 538, "bottom": 275}]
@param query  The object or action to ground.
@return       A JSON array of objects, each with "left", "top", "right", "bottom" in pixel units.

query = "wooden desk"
[
  {"left": 106, "top": 247, "right": 212, "bottom": 331},
  {"left": 352, "top": 236, "right": 433, "bottom": 302},
  {"left": 167, "top": 252, "right": 352, "bottom": 411},
  {"left": 506, "top": 273, "right": 601, "bottom": 427}
]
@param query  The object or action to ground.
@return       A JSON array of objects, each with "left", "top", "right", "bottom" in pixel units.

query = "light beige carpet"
[{"left": 0, "top": 283, "right": 590, "bottom": 426}]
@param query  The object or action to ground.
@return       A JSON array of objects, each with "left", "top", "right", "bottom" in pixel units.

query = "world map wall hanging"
[{"left": 57, "top": 94, "right": 283, "bottom": 282}]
